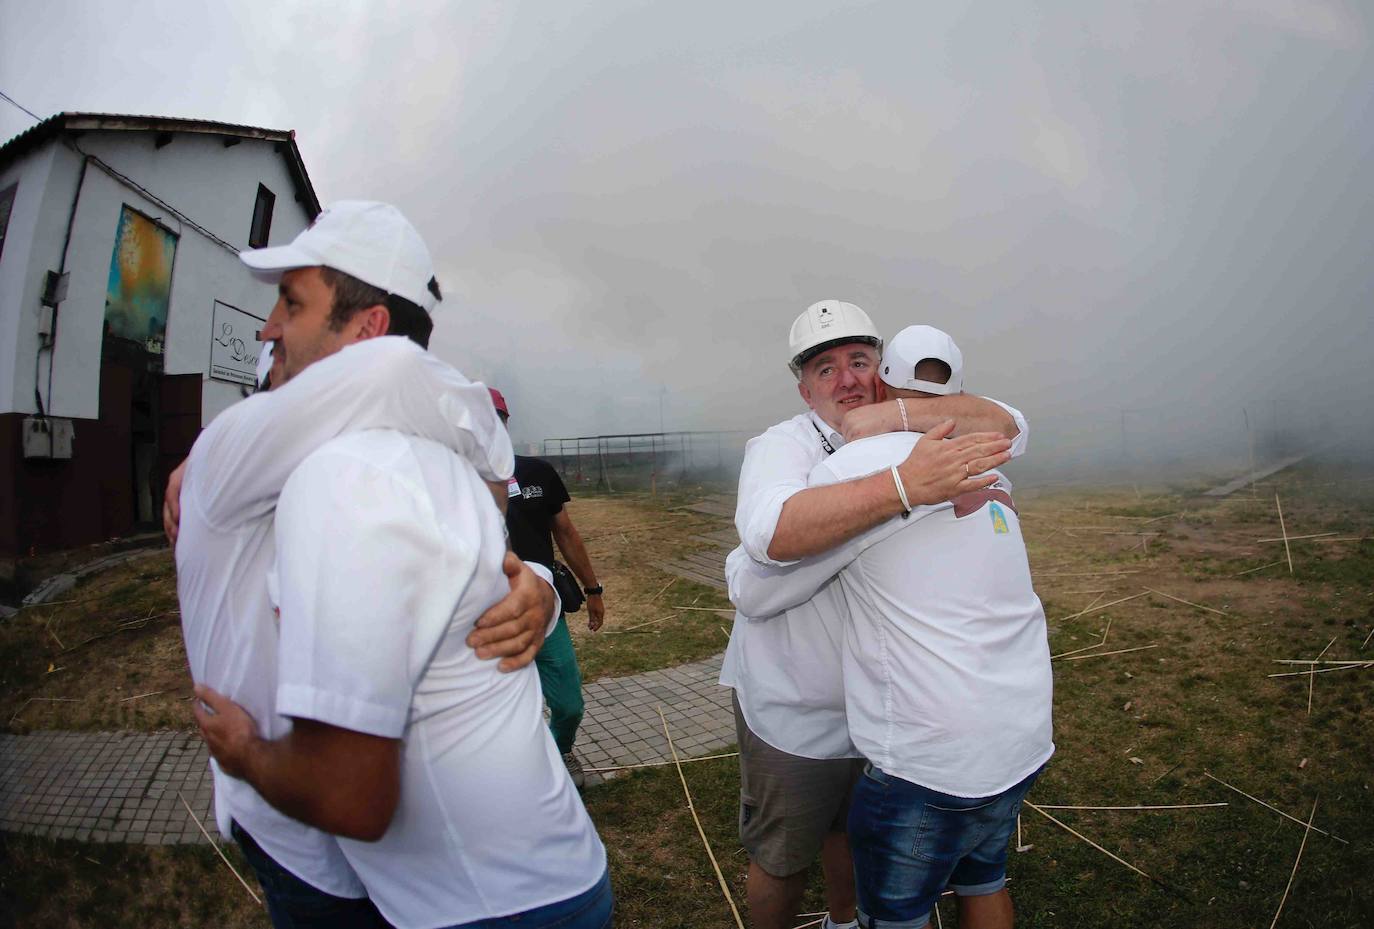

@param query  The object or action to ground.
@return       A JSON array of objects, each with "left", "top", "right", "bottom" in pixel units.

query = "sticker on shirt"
[
  {"left": 506, "top": 477, "right": 521, "bottom": 498},
  {"left": 521, "top": 485, "right": 544, "bottom": 500},
  {"left": 989, "top": 502, "right": 1010, "bottom": 535}
]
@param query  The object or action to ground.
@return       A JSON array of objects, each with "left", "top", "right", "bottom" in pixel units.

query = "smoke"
[{"left": 4, "top": 0, "right": 1372, "bottom": 481}]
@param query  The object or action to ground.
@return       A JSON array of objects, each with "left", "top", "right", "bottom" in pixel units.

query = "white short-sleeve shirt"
[
  {"left": 721, "top": 400, "right": 1029, "bottom": 760},
  {"left": 176, "top": 337, "right": 513, "bottom": 896},
  {"left": 271, "top": 430, "right": 606, "bottom": 929}
]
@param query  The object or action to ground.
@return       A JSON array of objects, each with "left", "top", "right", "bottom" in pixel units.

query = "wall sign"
[{"left": 209, "top": 300, "right": 266, "bottom": 386}]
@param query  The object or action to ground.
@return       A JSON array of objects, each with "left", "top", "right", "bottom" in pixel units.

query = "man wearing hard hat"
[
  {"left": 729, "top": 325, "right": 1048, "bottom": 929},
  {"left": 721, "top": 301, "right": 1027, "bottom": 929}
]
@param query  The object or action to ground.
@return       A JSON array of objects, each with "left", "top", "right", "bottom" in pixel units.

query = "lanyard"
[{"left": 812, "top": 420, "right": 836, "bottom": 456}]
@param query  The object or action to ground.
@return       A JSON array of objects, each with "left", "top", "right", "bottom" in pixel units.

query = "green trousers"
[{"left": 535, "top": 614, "right": 585, "bottom": 755}]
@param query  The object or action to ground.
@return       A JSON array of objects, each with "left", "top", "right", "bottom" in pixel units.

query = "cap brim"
[{"left": 239, "top": 243, "right": 320, "bottom": 281}]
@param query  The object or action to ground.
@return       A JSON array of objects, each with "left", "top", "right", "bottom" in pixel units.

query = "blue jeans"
[
  {"left": 849, "top": 765, "right": 1043, "bottom": 929},
  {"left": 441, "top": 868, "right": 613, "bottom": 929},
  {"left": 231, "top": 821, "right": 390, "bottom": 929}
]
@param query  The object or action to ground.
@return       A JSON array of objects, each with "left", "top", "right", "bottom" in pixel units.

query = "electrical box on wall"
[{"left": 22, "top": 416, "right": 74, "bottom": 459}]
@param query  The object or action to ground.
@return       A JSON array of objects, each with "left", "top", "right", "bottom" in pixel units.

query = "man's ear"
[{"left": 353, "top": 304, "right": 391, "bottom": 342}]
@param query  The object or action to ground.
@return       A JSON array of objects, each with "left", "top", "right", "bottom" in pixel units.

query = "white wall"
[
  {"left": 0, "top": 143, "right": 63, "bottom": 415},
  {"left": 0, "top": 127, "right": 314, "bottom": 425}
]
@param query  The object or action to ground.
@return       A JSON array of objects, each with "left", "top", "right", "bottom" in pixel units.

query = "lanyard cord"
[{"left": 812, "top": 420, "right": 835, "bottom": 456}]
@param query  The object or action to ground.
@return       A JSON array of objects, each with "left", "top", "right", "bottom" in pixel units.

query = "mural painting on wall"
[{"left": 104, "top": 205, "right": 177, "bottom": 354}]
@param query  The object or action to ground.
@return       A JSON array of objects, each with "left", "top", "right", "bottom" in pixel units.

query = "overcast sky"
[{"left": 3, "top": 0, "right": 1371, "bottom": 471}]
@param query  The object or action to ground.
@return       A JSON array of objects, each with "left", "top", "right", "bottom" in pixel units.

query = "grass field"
[{"left": 2, "top": 465, "right": 1371, "bottom": 927}]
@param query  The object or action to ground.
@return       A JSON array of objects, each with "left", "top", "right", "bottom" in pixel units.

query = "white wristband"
[
  {"left": 897, "top": 397, "right": 909, "bottom": 432},
  {"left": 891, "top": 465, "right": 912, "bottom": 518}
]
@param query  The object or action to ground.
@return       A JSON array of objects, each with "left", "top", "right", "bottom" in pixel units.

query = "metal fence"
[{"left": 541, "top": 430, "right": 751, "bottom": 492}]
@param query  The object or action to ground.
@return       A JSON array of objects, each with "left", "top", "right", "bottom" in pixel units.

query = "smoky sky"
[{"left": 3, "top": 0, "right": 1371, "bottom": 471}]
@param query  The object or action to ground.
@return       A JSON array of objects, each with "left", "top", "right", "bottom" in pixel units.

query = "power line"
[{"left": 0, "top": 89, "right": 44, "bottom": 124}]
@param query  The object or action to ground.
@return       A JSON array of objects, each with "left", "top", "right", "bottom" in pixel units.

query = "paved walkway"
[{"left": 0, "top": 653, "right": 734, "bottom": 846}]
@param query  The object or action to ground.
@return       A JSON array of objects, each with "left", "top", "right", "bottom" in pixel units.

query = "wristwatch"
[{"left": 583, "top": 584, "right": 604, "bottom": 596}]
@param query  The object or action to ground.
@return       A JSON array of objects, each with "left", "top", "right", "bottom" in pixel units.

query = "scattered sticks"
[
  {"left": 1308, "top": 636, "right": 1337, "bottom": 716},
  {"left": 1231, "top": 560, "right": 1284, "bottom": 578},
  {"left": 648, "top": 577, "right": 678, "bottom": 604},
  {"left": 1032, "top": 802, "right": 1227, "bottom": 812},
  {"left": 1201, "top": 772, "right": 1346, "bottom": 844},
  {"left": 7, "top": 696, "right": 77, "bottom": 725},
  {"left": 1254, "top": 532, "right": 1337, "bottom": 543},
  {"left": 1056, "top": 644, "right": 1159, "bottom": 663},
  {"left": 176, "top": 792, "right": 262, "bottom": 906},
  {"left": 1267, "top": 798, "right": 1318, "bottom": 929},
  {"left": 1024, "top": 801, "right": 1162, "bottom": 886},
  {"left": 583, "top": 751, "right": 739, "bottom": 774},
  {"left": 658, "top": 708, "right": 746, "bottom": 929},
  {"left": 1143, "top": 588, "right": 1228, "bottom": 617},
  {"left": 118, "top": 690, "right": 165, "bottom": 702},
  {"left": 1274, "top": 494, "right": 1294, "bottom": 574},
  {"left": 1267, "top": 663, "right": 1374, "bottom": 679},
  {"left": 1050, "top": 618, "right": 1113, "bottom": 660},
  {"left": 671, "top": 605, "right": 736, "bottom": 614},
  {"left": 601, "top": 612, "right": 683, "bottom": 635}
]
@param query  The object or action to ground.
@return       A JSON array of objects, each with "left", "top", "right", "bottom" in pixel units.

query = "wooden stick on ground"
[
  {"left": 583, "top": 751, "right": 739, "bottom": 774},
  {"left": 1254, "top": 532, "right": 1337, "bottom": 543},
  {"left": 1055, "top": 644, "right": 1158, "bottom": 663},
  {"left": 1231, "top": 560, "right": 1285, "bottom": 578},
  {"left": 1057, "top": 591, "right": 1108, "bottom": 624},
  {"left": 1050, "top": 618, "right": 1113, "bottom": 660},
  {"left": 1033, "top": 802, "right": 1227, "bottom": 812},
  {"left": 601, "top": 612, "right": 683, "bottom": 635},
  {"left": 1053, "top": 591, "right": 1149, "bottom": 623},
  {"left": 1024, "top": 801, "right": 1161, "bottom": 885},
  {"left": 658, "top": 707, "right": 746, "bottom": 929},
  {"left": 1363, "top": 626, "right": 1374, "bottom": 650},
  {"left": 8, "top": 696, "right": 77, "bottom": 725},
  {"left": 1201, "top": 772, "right": 1346, "bottom": 844},
  {"left": 672, "top": 606, "right": 736, "bottom": 614},
  {"left": 1308, "top": 636, "right": 1338, "bottom": 716},
  {"left": 1268, "top": 798, "right": 1318, "bottom": 929},
  {"left": 648, "top": 577, "right": 678, "bottom": 604},
  {"left": 1144, "top": 588, "right": 1229, "bottom": 617},
  {"left": 1275, "top": 494, "right": 1294, "bottom": 574},
  {"left": 1268, "top": 663, "right": 1374, "bottom": 679},
  {"left": 177, "top": 792, "right": 262, "bottom": 906},
  {"left": 118, "top": 690, "right": 165, "bottom": 702},
  {"left": 718, "top": 625, "right": 731, "bottom": 640}
]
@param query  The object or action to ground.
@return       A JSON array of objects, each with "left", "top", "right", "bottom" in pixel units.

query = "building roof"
[{"left": 0, "top": 112, "right": 320, "bottom": 217}]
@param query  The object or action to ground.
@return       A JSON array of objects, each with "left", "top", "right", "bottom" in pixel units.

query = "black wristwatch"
[{"left": 583, "top": 584, "right": 604, "bottom": 597}]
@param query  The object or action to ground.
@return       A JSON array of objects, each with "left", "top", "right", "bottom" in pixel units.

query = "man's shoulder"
[{"left": 819, "top": 432, "right": 920, "bottom": 482}]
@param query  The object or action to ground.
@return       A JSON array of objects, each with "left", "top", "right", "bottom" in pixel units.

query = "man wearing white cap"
[
  {"left": 729, "top": 325, "right": 1052, "bottom": 929},
  {"left": 181, "top": 201, "right": 609, "bottom": 929},
  {"left": 723, "top": 302, "right": 1027, "bottom": 929}
]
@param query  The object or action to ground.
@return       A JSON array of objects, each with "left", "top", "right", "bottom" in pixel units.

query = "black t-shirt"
[{"left": 504, "top": 456, "right": 571, "bottom": 570}]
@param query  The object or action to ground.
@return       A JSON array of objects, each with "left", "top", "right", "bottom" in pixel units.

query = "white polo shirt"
[
  {"left": 176, "top": 337, "right": 514, "bottom": 896},
  {"left": 271, "top": 430, "right": 607, "bottom": 929},
  {"left": 721, "top": 401, "right": 1028, "bottom": 760},
  {"left": 731, "top": 431, "right": 1053, "bottom": 797}
]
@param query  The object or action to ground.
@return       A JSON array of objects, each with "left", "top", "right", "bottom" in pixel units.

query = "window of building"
[
  {"left": 248, "top": 183, "right": 276, "bottom": 248},
  {"left": 0, "top": 183, "right": 17, "bottom": 264}
]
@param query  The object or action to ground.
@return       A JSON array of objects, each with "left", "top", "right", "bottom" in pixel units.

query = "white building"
[{"left": 0, "top": 113, "right": 320, "bottom": 567}]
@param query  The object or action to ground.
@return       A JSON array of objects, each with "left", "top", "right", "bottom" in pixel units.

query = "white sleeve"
[
  {"left": 726, "top": 458, "right": 915, "bottom": 617},
  {"left": 734, "top": 427, "right": 816, "bottom": 567},
  {"left": 190, "top": 337, "right": 512, "bottom": 529},
  {"left": 984, "top": 396, "right": 1029, "bottom": 458},
  {"left": 272, "top": 445, "right": 481, "bottom": 738}
]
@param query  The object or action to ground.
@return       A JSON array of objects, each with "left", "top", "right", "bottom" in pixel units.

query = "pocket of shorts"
[{"left": 911, "top": 796, "right": 998, "bottom": 863}]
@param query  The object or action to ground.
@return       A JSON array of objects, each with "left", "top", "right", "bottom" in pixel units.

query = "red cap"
[{"left": 488, "top": 387, "right": 509, "bottom": 417}]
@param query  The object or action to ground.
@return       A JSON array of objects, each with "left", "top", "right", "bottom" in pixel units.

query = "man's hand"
[
  {"left": 898, "top": 420, "right": 1012, "bottom": 506},
  {"left": 467, "top": 552, "right": 553, "bottom": 671},
  {"left": 193, "top": 684, "right": 260, "bottom": 780},
  {"left": 587, "top": 594, "right": 605, "bottom": 632},
  {"left": 840, "top": 400, "right": 904, "bottom": 443},
  {"left": 162, "top": 458, "right": 188, "bottom": 545}
]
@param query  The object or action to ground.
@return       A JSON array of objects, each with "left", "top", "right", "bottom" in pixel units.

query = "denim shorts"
[
  {"left": 443, "top": 868, "right": 613, "bottom": 929},
  {"left": 848, "top": 764, "right": 1043, "bottom": 929},
  {"left": 230, "top": 821, "right": 388, "bottom": 929}
]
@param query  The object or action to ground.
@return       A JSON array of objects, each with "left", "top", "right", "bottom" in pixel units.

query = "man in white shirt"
[
  {"left": 176, "top": 202, "right": 580, "bottom": 928},
  {"left": 729, "top": 325, "right": 1053, "bottom": 929},
  {"left": 723, "top": 301, "right": 1025, "bottom": 929}
]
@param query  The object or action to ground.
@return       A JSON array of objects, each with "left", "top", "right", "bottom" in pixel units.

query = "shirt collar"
[{"left": 808, "top": 411, "right": 845, "bottom": 451}]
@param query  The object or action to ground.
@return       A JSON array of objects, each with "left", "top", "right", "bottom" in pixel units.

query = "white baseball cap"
[
  {"left": 788, "top": 300, "right": 883, "bottom": 374},
  {"left": 239, "top": 200, "right": 440, "bottom": 313},
  {"left": 880, "top": 325, "right": 964, "bottom": 394}
]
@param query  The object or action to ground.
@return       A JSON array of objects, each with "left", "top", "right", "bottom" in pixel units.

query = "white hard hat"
[
  {"left": 880, "top": 325, "right": 964, "bottom": 395},
  {"left": 788, "top": 300, "right": 883, "bottom": 374}
]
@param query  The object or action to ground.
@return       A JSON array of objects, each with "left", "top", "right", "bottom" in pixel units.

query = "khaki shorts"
[{"left": 733, "top": 691, "right": 865, "bottom": 878}]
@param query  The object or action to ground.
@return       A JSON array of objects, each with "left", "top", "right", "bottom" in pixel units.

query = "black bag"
[{"left": 552, "top": 561, "right": 585, "bottom": 614}]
